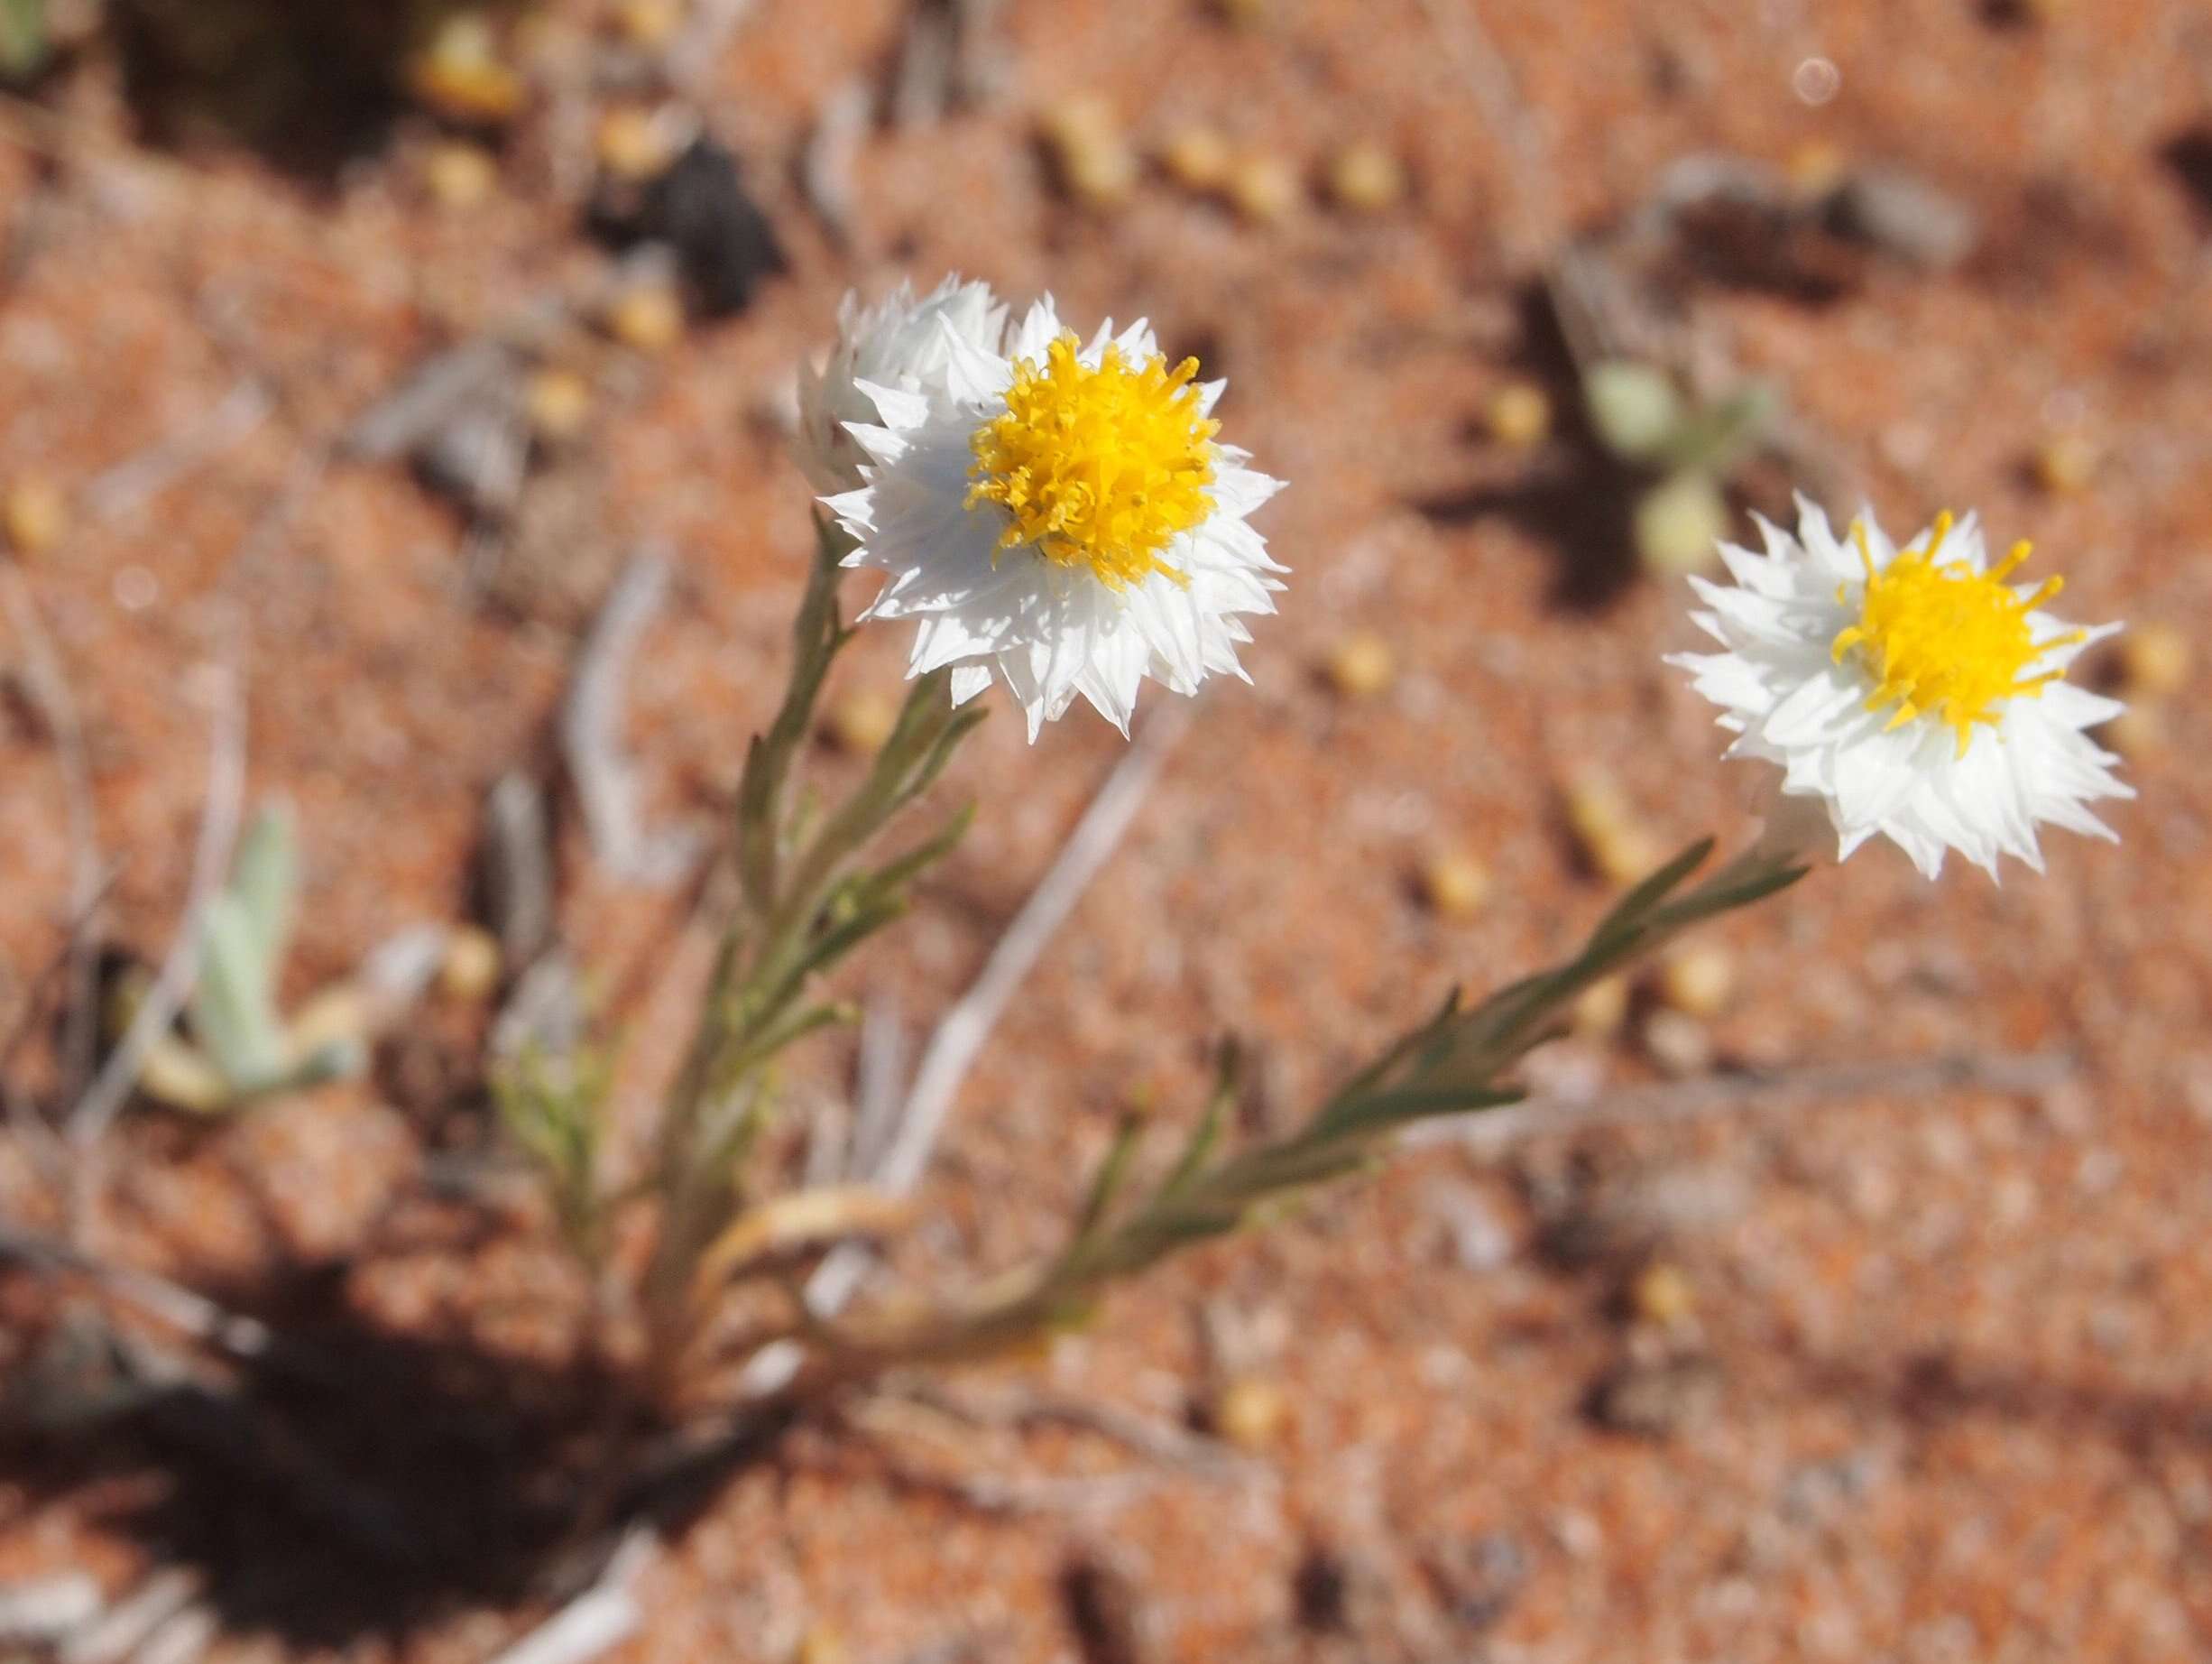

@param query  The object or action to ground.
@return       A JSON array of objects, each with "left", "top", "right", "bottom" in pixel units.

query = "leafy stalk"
[
  {"left": 636, "top": 517, "right": 984, "bottom": 1376},
  {"left": 810, "top": 838, "right": 1806, "bottom": 1375}
]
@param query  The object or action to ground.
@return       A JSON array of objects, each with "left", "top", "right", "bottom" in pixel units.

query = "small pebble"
[
  {"left": 1226, "top": 152, "right": 1301, "bottom": 224},
  {"left": 1325, "top": 140, "right": 1408, "bottom": 213},
  {"left": 439, "top": 926, "right": 503, "bottom": 1003},
  {"left": 524, "top": 367, "right": 594, "bottom": 445},
  {"left": 824, "top": 688, "right": 900, "bottom": 754},
  {"left": 408, "top": 14, "right": 527, "bottom": 125},
  {"left": 604, "top": 283, "right": 684, "bottom": 352},
  {"left": 4, "top": 476, "right": 68, "bottom": 556},
  {"left": 2032, "top": 430, "right": 2098, "bottom": 496},
  {"left": 423, "top": 142, "right": 499, "bottom": 208},
  {"left": 1159, "top": 125, "right": 1232, "bottom": 192},
  {"left": 2103, "top": 705, "right": 2164, "bottom": 759},
  {"left": 1213, "top": 1373, "right": 1288, "bottom": 1451},
  {"left": 1485, "top": 381, "right": 1553, "bottom": 449},
  {"left": 1323, "top": 630, "right": 1396, "bottom": 698},
  {"left": 2116, "top": 623, "right": 2189, "bottom": 698},
  {"left": 1571, "top": 974, "right": 1630, "bottom": 1038},
  {"left": 1041, "top": 97, "right": 1138, "bottom": 208},
  {"left": 613, "top": 0, "right": 682, "bottom": 48},
  {"left": 1587, "top": 1354, "right": 1720, "bottom": 1437},
  {"left": 1783, "top": 139, "right": 1848, "bottom": 199},
  {"left": 1419, "top": 851, "right": 1490, "bottom": 920},
  {"left": 1656, "top": 946, "right": 1735, "bottom": 1019},
  {"left": 1563, "top": 773, "right": 1664, "bottom": 884},
  {"left": 1630, "top": 1260, "right": 1696, "bottom": 1327},
  {"left": 595, "top": 106, "right": 677, "bottom": 181},
  {"left": 1641, "top": 1009, "right": 1713, "bottom": 1077}
]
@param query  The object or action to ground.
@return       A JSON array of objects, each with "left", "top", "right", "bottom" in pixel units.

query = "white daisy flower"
[
  {"left": 823, "top": 294, "right": 1287, "bottom": 741},
  {"left": 1668, "top": 498, "right": 2132, "bottom": 880},
  {"left": 794, "top": 276, "right": 1012, "bottom": 494}
]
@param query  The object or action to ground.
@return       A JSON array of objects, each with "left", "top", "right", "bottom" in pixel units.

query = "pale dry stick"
[
  {"left": 1415, "top": 0, "right": 1558, "bottom": 263},
  {"left": 0, "top": 1575, "right": 102, "bottom": 1648},
  {"left": 0, "top": 566, "right": 105, "bottom": 1108},
  {"left": 58, "top": 1569, "right": 201, "bottom": 1664},
  {"left": 126, "top": 1605, "right": 217, "bottom": 1664},
  {"left": 890, "top": 1376, "right": 1255, "bottom": 1481},
  {"left": 799, "top": 78, "right": 871, "bottom": 249},
  {"left": 889, "top": 1, "right": 958, "bottom": 130},
  {"left": 67, "top": 656, "right": 245, "bottom": 1159},
  {"left": 481, "top": 1524, "right": 657, "bottom": 1664},
  {"left": 663, "top": 0, "right": 761, "bottom": 97},
  {"left": 562, "top": 548, "right": 702, "bottom": 887},
  {"left": 736, "top": 703, "right": 1192, "bottom": 1401},
  {"left": 0, "top": 1225, "right": 280, "bottom": 1364},
  {"left": 849, "top": 993, "right": 908, "bottom": 1180},
  {"left": 81, "top": 378, "right": 274, "bottom": 522},
  {"left": 1402, "top": 1049, "right": 2078, "bottom": 1156}
]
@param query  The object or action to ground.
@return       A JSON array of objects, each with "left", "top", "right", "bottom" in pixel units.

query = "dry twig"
[
  {"left": 0, "top": 1226, "right": 280, "bottom": 1364},
  {"left": 82, "top": 378, "right": 273, "bottom": 522},
  {"left": 799, "top": 79, "right": 871, "bottom": 249},
  {"left": 889, "top": 1378, "right": 1255, "bottom": 1480},
  {"left": 67, "top": 655, "right": 245, "bottom": 1160},
  {"left": 0, "top": 565, "right": 105, "bottom": 1110},
  {"left": 484, "top": 1526, "right": 657, "bottom": 1664},
  {"left": 562, "top": 549, "right": 701, "bottom": 886},
  {"left": 1417, "top": 0, "right": 1553, "bottom": 261},
  {"left": 664, "top": 0, "right": 761, "bottom": 97}
]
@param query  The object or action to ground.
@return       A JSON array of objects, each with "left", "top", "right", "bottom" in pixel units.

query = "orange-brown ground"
[{"left": 5, "top": 0, "right": 2212, "bottom": 1659}]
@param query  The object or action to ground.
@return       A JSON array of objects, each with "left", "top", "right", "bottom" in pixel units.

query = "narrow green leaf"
[
  {"left": 227, "top": 803, "right": 297, "bottom": 1004},
  {"left": 1159, "top": 1052, "right": 1237, "bottom": 1200},
  {"left": 1336, "top": 1084, "right": 1525, "bottom": 1128},
  {"left": 1071, "top": 1114, "right": 1147, "bottom": 1243},
  {"left": 1589, "top": 837, "right": 1714, "bottom": 952},
  {"left": 190, "top": 895, "right": 288, "bottom": 1089},
  {"left": 0, "top": 0, "right": 48, "bottom": 79},
  {"left": 1650, "top": 857, "right": 1809, "bottom": 932}
]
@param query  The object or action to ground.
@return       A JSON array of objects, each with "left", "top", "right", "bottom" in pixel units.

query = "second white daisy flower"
[
  {"left": 824, "top": 291, "right": 1286, "bottom": 740},
  {"left": 795, "top": 276, "right": 1011, "bottom": 494},
  {"left": 1669, "top": 498, "right": 2132, "bottom": 879}
]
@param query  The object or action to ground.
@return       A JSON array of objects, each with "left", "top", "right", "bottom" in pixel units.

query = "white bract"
[
  {"left": 795, "top": 277, "right": 1011, "bottom": 494},
  {"left": 1669, "top": 498, "right": 2131, "bottom": 879},
  {"left": 822, "top": 290, "right": 1286, "bottom": 740}
]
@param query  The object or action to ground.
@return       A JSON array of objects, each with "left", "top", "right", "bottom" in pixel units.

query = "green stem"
[{"left": 637, "top": 523, "right": 983, "bottom": 1400}]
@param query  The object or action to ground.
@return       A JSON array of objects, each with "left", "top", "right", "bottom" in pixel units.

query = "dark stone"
[{"left": 638, "top": 138, "right": 788, "bottom": 319}]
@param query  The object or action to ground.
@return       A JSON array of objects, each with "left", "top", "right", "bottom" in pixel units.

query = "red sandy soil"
[{"left": 4, "top": 0, "right": 2212, "bottom": 1659}]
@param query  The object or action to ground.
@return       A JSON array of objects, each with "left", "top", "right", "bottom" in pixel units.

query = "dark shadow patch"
[
  {"left": 2161, "top": 129, "right": 2212, "bottom": 228},
  {"left": 1412, "top": 282, "right": 1643, "bottom": 614},
  {"left": 0, "top": 1254, "right": 795, "bottom": 1653},
  {"left": 101, "top": 0, "right": 467, "bottom": 186},
  {"left": 1791, "top": 1345, "right": 2212, "bottom": 1465}
]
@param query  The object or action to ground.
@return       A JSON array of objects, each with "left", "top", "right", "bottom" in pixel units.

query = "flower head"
[
  {"left": 1668, "top": 498, "right": 2131, "bottom": 879},
  {"left": 823, "top": 292, "right": 1286, "bottom": 740},
  {"left": 795, "top": 277, "right": 1011, "bottom": 494}
]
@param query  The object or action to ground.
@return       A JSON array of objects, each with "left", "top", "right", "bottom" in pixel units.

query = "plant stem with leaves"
[
  {"left": 632, "top": 518, "right": 983, "bottom": 1401},
  {"left": 783, "top": 836, "right": 1805, "bottom": 1387}
]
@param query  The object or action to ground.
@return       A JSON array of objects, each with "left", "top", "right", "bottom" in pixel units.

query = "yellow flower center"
[
  {"left": 1830, "top": 513, "right": 2080, "bottom": 756},
  {"left": 967, "top": 334, "right": 1219, "bottom": 590}
]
